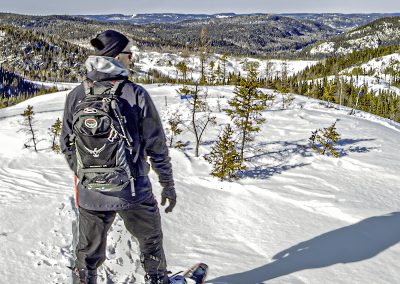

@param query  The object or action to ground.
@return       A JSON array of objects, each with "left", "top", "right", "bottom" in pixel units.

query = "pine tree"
[
  {"left": 206, "top": 124, "right": 244, "bottom": 181},
  {"left": 20, "top": 105, "right": 39, "bottom": 152},
  {"left": 176, "top": 61, "right": 188, "bottom": 83},
  {"left": 167, "top": 111, "right": 183, "bottom": 148},
  {"left": 225, "top": 68, "right": 268, "bottom": 162},
  {"left": 322, "top": 80, "right": 337, "bottom": 107},
  {"left": 50, "top": 118, "right": 62, "bottom": 153},
  {"left": 309, "top": 122, "right": 341, "bottom": 158},
  {"left": 209, "top": 60, "right": 216, "bottom": 84},
  {"left": 216, "top": 65, "right": 222, "bottom": 84}
]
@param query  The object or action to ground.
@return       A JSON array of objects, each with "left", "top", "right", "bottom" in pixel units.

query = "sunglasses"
[{"left": 119, "top": 51, "right": 133, "bottom": 59}]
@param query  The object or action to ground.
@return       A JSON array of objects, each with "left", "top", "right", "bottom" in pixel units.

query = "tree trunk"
[
  {"left": 28, "top": 116, "right": 37, "bottom": 152},
  {"left": 240, "top": 114, "right": 250, "bottom": 162},
  {"left": 192, "top": 89, "right": 200, "bottom": 157}
]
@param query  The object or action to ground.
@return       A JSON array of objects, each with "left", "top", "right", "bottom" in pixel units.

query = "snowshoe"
[{"left": 170, "top": 263, "right": 208, "bottom": 284}]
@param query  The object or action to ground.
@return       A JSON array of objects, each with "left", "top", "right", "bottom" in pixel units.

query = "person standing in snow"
[{"left": 60, "top": 30, "right": 176, "bottom": 284}]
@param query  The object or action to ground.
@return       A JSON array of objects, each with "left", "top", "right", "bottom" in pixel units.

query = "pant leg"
[
  {"left": 75, "top": 208, "right": 116, "bottom": 270},
  {"left": 118, "top": 196, "right": 167, "bottom": 277}
]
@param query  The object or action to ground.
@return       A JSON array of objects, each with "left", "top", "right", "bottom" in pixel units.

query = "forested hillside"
[
  {"left": 0, "top": 26, "right": 88, "bottom": 82},
  {"left": 303, "top": 17, "right": 400, "bottom": 57},
  {"left": 0, "top": 13, "right": 339, "bottom": 57},
  {"left": 269, "top": 45, "right": 400, "bottom": 122}
]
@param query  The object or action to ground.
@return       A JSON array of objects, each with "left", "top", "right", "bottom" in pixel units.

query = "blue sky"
[{"left": 1, "top": 0, "right": 400, "bottom": 15}]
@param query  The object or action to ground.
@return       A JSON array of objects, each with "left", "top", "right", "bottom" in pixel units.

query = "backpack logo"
[
  {"left": 84, "top": 144, "right": 106, "bottom": 158},
  {"left": 84, "top": 118, "right": 98, "bottom": 129}
]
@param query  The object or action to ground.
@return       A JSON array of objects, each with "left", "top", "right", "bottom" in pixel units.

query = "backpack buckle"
[{"left": 107, "top": 125, "right": 119, "bottom": 142}]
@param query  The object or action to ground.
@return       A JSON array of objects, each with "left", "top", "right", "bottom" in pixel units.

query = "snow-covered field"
[{"left": 0, "top": 84, "right": 399, "bottom": 284}]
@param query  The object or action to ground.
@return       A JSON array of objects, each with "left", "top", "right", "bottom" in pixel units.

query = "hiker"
[{"left": 60, "top": 30, "right": 176, "bottom": 284}]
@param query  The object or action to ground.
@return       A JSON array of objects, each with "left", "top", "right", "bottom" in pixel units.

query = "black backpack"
[{"left": 72, "top": 79, "right": 139, "bottom": 196}]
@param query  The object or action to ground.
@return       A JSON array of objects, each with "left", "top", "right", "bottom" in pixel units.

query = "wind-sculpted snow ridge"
[{"left": 0, "top": 85, "right": 399, "bottom": 283}]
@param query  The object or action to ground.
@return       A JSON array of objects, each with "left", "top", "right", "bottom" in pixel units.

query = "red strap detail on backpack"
[{"left": 74, "top": 175, "right": 79, "bottom": 208}]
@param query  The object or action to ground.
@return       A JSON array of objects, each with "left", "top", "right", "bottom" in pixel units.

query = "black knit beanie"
[{"left": 90, "top": 30, "right": 129, "bottom": 58}]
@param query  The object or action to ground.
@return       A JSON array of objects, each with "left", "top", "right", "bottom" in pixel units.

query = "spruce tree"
[
  {"left": 50, "top": 118, "right": 62, "bottom": 153},
  {"left": 225, "top": 68, "right": 268, "bottom": 162},
  {"left": 167, "top": 111, "right": 183, "bottom": 148},
  {"left": 176, "top": 61, "right": 188, "bottom": 83},
  {"left": 322, "top": 80, "right": 337, "bottom": 107},
  {"left": 20, "top": 105, "right": 39, "bottom": 152},
  {"left": 309, "top": 122, "right": 341, "bottom": 158},
  {"left": 206, "top": 124, "right": 244, "bottom": 181}
]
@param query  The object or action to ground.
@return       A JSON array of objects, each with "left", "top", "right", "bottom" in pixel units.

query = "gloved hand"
[{"left": 160, "top": 185, "right": 176, "bottom": 213}]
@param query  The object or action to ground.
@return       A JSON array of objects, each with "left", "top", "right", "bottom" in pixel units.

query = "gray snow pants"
[{"left": 74, "top": 196, "right": 167, "bottom": 277}]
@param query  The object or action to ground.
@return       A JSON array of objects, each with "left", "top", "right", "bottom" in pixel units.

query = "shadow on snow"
[
  {"left": 240, "top": 138, "right": 376, "bottom": 179},
  {"left": 208, "top": 212, "right": 400, "bottom": 284}
]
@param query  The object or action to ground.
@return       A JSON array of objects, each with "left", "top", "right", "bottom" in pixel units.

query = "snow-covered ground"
[
  {"left": 0, "top": 84, "right": 399, "bottom": 284},
  {"left": 28, "top": 80, "right": 80, "bottom": 91}
]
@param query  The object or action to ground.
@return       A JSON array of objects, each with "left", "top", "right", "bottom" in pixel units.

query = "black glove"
[{"left": 160, "top": 185, "right": 176, "bottom": 213}]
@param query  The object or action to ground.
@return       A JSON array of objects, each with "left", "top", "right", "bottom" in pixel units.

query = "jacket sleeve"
[
  {"left": 140, "top": 88, "right": 174, "bottom": 187},
  {"left": 60, "top": 86, "right": 81, "bottom": 174}
]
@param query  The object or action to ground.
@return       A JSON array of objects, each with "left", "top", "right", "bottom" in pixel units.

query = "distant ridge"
[{"left": 79, "top": 12, "right": 400, "bottom": 29}]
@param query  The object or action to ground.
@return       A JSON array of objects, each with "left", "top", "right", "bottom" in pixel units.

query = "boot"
[
  {"left": 144, "top": 274, "right": 169, "bottom": 284},
  {"left": 72, "top": 268, "right": 97, "bottom": 284}
]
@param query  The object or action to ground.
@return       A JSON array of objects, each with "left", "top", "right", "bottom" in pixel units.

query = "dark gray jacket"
[{"left": 60, "top": 57, "right": 173, "bottom": 210}]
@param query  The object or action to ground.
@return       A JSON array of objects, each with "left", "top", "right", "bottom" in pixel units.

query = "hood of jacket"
[{"left": 85, "top": 55, "right": 129, "bottom": 81}]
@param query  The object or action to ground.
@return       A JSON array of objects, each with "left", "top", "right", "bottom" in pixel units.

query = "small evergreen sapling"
[
  {"left": 309, "top": 122, "right": 341, "bottom": 157},
  {"left": 225, "top": 68, "right": 268, "bottom": 162},
  {"left": 20, "top": 105, "right": 39, "bottom": 151},
  {"left": 206, "top": 124, "right": 245, "bottom": 181},
  {"left": 50, "top": 118, "right": 62, "bottom": 153},
  {"left": 167, "top": 111, "right": 184, "bottom": 148}
]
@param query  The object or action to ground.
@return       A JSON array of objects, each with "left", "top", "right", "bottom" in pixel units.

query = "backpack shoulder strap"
[
  {"left": 110, "top": 79, "right": 143, "bottom": 168},
  {"left": 110, "top": 79, "right": 129, "bottom": 98},
  {"left": 82, "top": 79, "right": 94, "bottom": 96},
  {"left": 82, "top": 78, "right": 128, "bottom": 98}
]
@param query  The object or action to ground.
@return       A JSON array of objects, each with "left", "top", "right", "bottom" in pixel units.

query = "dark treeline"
[
  {"left": 280, "top": 45, "right": 400, "bottom": 122},
  {"left": 0, "top": 67, "right": 57, "bottom": 108},
  {"left": 267, "top": 75, "right": 400, "bottom": 122},
  {"left": 0, "top": 66, "right": 39, "bottom": 97}
]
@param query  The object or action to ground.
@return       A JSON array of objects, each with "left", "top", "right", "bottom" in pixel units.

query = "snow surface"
[{"left": 0, "top": 85, "right": 399, "bottom": 284}]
